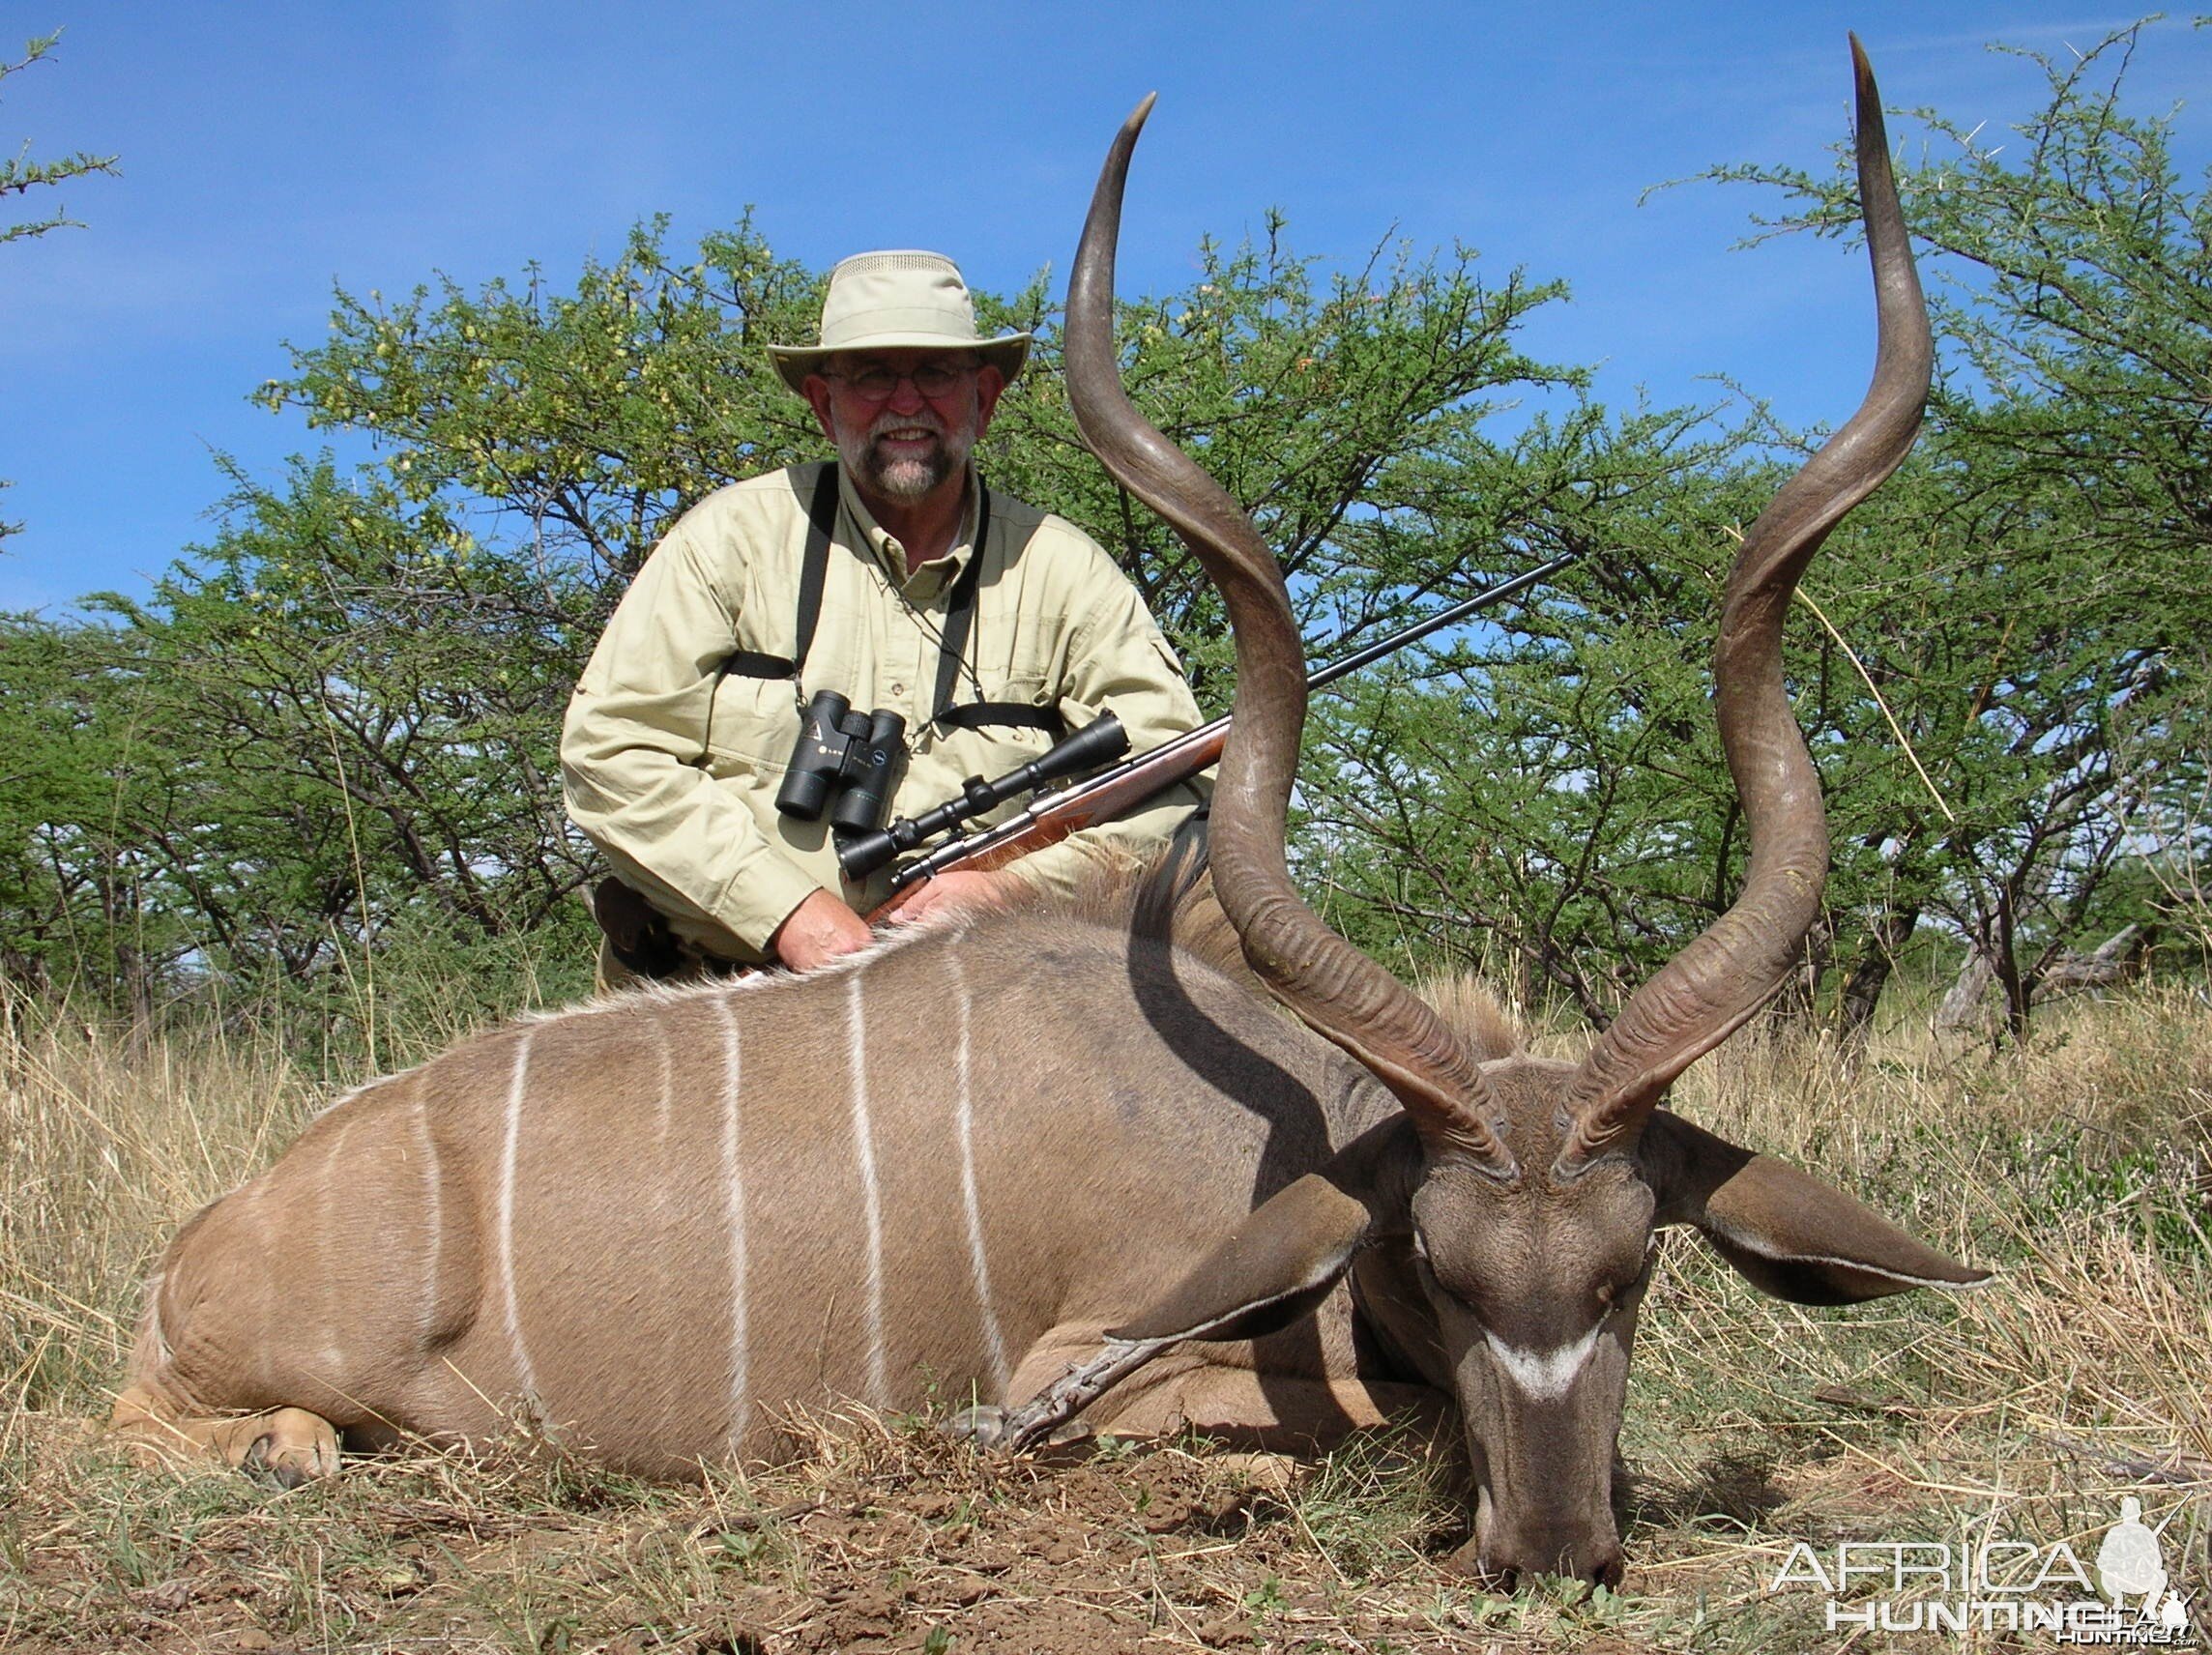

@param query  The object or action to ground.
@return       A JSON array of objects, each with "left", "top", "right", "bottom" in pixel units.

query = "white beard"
[{"left": 838, "top": 410, "right": 974, "bottom": 502}]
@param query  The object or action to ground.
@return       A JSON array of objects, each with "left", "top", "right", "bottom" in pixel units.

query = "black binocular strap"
[
  {"left": 720, "top": 464, "right": 842, "bottom": 682},
  {"left": 929, "top": 489, "right": 1065, "bottom": 737},
  {"left": 935, "top": 700, "right": 1062, "bottom": 734},
  {"left": 721, "top": 470, "right": 1064, "bottom": 739}
]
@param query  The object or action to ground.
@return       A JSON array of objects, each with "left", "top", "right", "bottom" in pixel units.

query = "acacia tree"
[
  {"left": 3, "top": 28, "right": 118, "bottom": 542},
  {"left": 984, "top": 216, "right": 1579, "bottom": 699},
  {"left": 1782, "top": 447, "right": 2188, "bottom": 1040},
  {"left": 8, "top": 211, "right": 1592, "bottom": 1009},
  {"left": 1302, "top": 20, "right": 2212, "bottom": 1039},
  {"left": 267, "top": 218, "right": 829, "bottom": 611},
  {"left": 268, "top": 213, "right": 1580, "bottom": 688},
  {"left": 1706, "top": 18, "right": 2211, "bottom": 1031},
  {"left": 1294, "top": 401, "right": 1755, "bottom": 1020},
  {"left": 0, "top": 615, "right": 184, "bottom": 1007},
  {"left": 0, "top": 30, "right": 115, "bottom": 244},
  {"left": 83, "top": 460, "right": 597, "bottom": 969},
  {"left": 1300, "top": 424, "right": 2192, "bottom": 1040}
]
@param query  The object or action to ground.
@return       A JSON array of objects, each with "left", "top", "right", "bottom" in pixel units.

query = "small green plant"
[
  {"left": 715, "top": 1528, "right": 766, "bottom": 1567},
  {"left": 1242, "top": 1574, "right": 1288, "bottom": 1612}
]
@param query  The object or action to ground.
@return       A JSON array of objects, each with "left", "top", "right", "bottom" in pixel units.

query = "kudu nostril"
[
  {"left": 1449, "top": 1520, "right": 1623, "bottom": 1590},
  {"left": 1441, "top": 1538, "right": 1513, "bottom": 1586}
]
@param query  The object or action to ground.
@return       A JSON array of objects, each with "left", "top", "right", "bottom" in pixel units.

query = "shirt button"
[{"left": 890, "top": 682, "right": 906, "bottom": 696}]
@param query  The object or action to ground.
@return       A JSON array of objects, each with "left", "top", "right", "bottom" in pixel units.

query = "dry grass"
[{"left": 3, "top": 976, "right": 2207, "bottom": 1652}]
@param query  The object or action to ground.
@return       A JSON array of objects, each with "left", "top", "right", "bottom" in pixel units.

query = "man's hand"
[
  {"left": 769, "top": 888, "right": 875, "bottom": 973},
  {"left": 876, "top": 868, "right": 1020, "bottom": 928}
]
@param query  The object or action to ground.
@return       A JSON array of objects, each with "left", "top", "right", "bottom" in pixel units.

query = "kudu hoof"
[
  {"left": 942, "top": 1405, "right": 1094, "bottom": 1454},
  {"left": 235, "top": 1408, "right": 340, "bottom": 1487},
  {"left": 941, "top": 1405, "right": 1012, "bottom": 1449}
]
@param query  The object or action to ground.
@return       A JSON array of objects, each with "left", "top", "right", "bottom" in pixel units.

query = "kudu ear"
[
  {"left": 1107, "top": 1116, "right": 1419, "bottom": 1344},
  {"left": 1641, "top": 1112, "right": 1991, "bottom": 1305}
]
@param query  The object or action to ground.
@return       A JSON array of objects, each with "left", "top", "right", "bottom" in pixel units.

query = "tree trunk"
[
  {"left": 2033, "top": 923, "right": 2151, "bottom": 996},
  {"left": 1994, "top": 914, "right": 2032, "bottom": 1041},
  {"left": 1837, "top": 905, "right": 1919, "bottom": 1046},
  {"left": 1936, "top": 946, "right": 1996, "bottom": 1032}
]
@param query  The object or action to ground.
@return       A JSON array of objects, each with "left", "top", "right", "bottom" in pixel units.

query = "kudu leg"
[
  {"left": 110, "top": 1382, "right": 341, "bottom": 1487},
  {"left": 955, "top": 1326, "right": 1451, "bottom": 1456},
  {"left": 1090, "top": 1367, "right": 1451, "bottom": 1454},
  {"left": 950, "top": 1335, "right": 1172, "bottom": 1450}
]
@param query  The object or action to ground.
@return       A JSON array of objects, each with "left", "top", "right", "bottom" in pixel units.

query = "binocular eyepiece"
[{"left": 775, "top": 690, "right": 907, "bottom": 834}]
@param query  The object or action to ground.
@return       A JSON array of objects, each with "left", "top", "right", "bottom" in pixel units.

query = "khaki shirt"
[{"left": 562, "top": 461, "right": 1207, "bottom": 962}]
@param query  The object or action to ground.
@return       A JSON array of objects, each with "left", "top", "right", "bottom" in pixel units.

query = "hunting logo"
[{"left": 1768, "top": 1498, "right": 2197, "bottom": 1644}]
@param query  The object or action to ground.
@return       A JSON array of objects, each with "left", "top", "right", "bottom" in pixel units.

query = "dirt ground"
[
  {"left": 9, "top": 991, "right": 2205, "bottom": 1653},
  {"left": 6, "top": 1407, "right": 1691, "bottom": 1654}
]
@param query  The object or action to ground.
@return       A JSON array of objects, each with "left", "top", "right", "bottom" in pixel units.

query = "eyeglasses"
[{"left": 825, "top": 362, "right": 976, "bottom": 401}]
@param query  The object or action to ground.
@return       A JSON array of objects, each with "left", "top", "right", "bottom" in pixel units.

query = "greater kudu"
[
  {"left": 113, "top": 42, "right": 1980, "bottom": 1587},
  {"left": 956, "top": 38, "right": 1987, "bottom": 1582}
]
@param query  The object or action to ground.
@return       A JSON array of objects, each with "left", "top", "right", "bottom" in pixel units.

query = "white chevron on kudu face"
[{"left": 1483, "top": 1325, "right": 1602, "bottom": 1403}]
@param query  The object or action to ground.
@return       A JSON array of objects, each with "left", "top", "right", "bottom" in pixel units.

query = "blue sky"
[{"left": 4, "top": 3, "right": 2206, "bottom": 615}]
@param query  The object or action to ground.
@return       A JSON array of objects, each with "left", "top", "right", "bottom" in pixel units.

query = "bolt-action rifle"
[{"left": 852, "top": 551, "right": 1580, "bottom": 903}]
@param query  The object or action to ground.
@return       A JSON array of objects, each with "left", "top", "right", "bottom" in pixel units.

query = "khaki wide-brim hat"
[{"left": 767, "top": 249, "right": 1031, "bottom": 396}]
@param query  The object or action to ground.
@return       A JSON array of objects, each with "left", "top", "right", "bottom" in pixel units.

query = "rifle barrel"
[
  {"left": 1304, "top": 552, "right": 1580, "bottom": 692},
  {"left": 884, "top": 551, "right": 1578, "bottom": 893}
]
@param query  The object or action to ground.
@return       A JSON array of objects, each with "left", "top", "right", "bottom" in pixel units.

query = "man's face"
[{"left": 804, "top": 349, "right": 1005, "bottom": 506}]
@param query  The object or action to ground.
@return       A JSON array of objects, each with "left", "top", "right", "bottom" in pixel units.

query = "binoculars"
[{"left": 775, "top": 691, "right": 908, "bottom": 834}]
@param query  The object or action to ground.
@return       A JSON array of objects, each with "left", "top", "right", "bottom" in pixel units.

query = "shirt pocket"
[{"left": 703, "top": 673, "right": 805, "bottom": 773}]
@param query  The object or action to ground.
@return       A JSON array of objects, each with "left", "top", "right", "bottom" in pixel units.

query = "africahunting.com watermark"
[{"left": 1766, "top": 1497, "right": 2197, "bottom": 1643}]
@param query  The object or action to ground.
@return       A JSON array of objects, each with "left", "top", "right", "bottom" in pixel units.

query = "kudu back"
[
  {"left": 114, "top": 869, "right": 1423, "bottom": 1480},
  {"left": 115, "top": 41, "right": 1984, "bottom": 1589}
]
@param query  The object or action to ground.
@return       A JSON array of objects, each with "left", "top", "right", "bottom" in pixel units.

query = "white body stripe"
[
  {"left": 1485, "top": 1325, "right": 1601, "bottom": 1402},
  {"left": 948, "top": 954, "right": 1008, "bottom": 1387},
  {"left": 845, "top": 974, "right": 888, "bottom": 1407},
  {"left": 648, "top": 1008, "right": 679, "bottom": 1440},
  {"left": 413, "top": 1097, "right": 442, "bottom": 1348},
  {"left": 654, "top": 1006, "right": 675, "bottom": 1145},
  {"left": 495, "top": 1030, "right": 539, "bottom": 1395},
  {"left": 314, "top": 1116, "right": 354, "bottom": 1375},
  {"left": 711, "top": 995, "right": 749, "bottom": 1437},
  {"left": 248, "top": 1180, "right": 274, "bottom": 1386}
]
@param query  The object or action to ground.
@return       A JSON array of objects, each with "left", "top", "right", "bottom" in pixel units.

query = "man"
[{"left": 562, "top": 249, "right": 1206, "bottom": 977}]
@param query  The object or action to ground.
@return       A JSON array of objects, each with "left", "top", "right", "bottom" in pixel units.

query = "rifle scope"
[{"left": 836, "top": 712, "right": 1128, "bottom": 882}]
